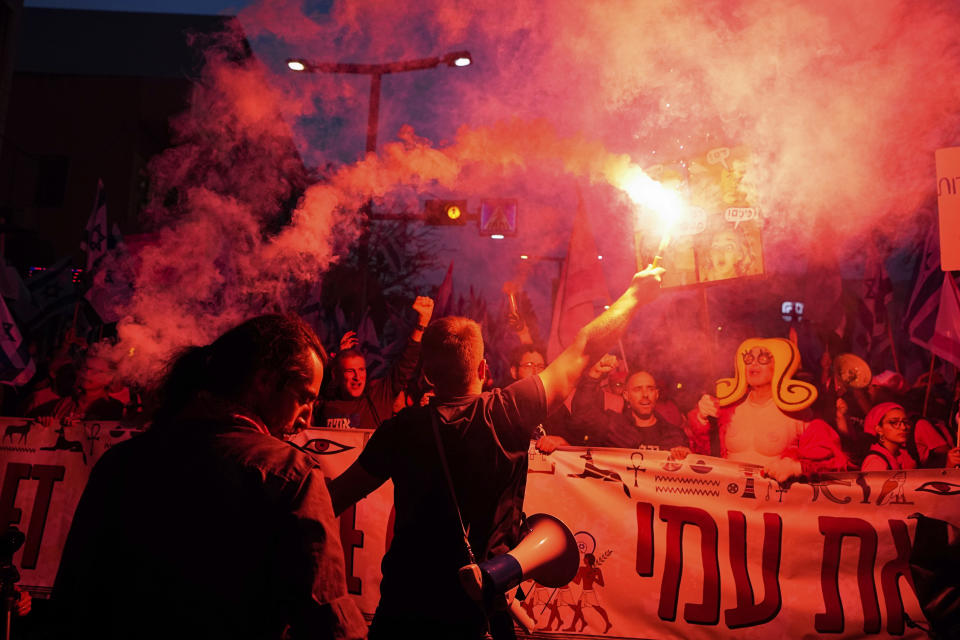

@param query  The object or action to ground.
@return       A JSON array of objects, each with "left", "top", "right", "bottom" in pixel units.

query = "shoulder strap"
[
  {"left": 430, "top": 409, "right": 477, "bottom": 565},
  {"left": 862, "top": 450, "right": 892, "bottom": 470}
]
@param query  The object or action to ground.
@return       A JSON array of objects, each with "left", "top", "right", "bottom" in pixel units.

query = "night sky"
[{"left": 24, "top": 0, "right": 253, "bottom": 14}]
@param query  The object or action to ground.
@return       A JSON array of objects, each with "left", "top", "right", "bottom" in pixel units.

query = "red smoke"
[{"left": 108, "top": 0, "right": 960, "bottom": 386}]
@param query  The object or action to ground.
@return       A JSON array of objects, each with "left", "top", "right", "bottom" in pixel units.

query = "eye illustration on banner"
[
  {"left": 876, "top": 471, "right": 912, "bottom": 506},
  {"left": 567, "top": 450, "right": 631, "bottom": 498},
  {"left": 915, "top": 481, "right": 960, "bottom": 496},
  {"left": 294, "top": 438, "right": 354, "bottom": 456},
  {"left": 574, "top": 531, "right": 597, "bottom": 555}
]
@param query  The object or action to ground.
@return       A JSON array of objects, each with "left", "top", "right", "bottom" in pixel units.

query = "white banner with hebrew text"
[{"left": 3, "top": 425, "right": 958, "bottom": 639}]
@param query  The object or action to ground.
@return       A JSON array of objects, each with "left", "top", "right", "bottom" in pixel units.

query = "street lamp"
[
  {"left": 285, "top": 50, "right": 472, "bottom": 314},
  {"left": 285, "top": 50, "right": 472, "bottom": 155}
]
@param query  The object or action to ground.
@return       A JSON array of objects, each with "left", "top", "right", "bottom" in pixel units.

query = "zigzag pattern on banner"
[
  {"left": 654, "top": 485, "right": 721, "bottom": 497},
  {"left": 653, "top": 475, "right": 721, "bottom": 486},
  {"left": 0, "top": 446, "right": 36, "bottom": 453}
]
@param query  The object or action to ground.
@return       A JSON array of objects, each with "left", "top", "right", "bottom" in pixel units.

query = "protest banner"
[{"left": 3, "top": 424, "right": 957, "bottom": 637}]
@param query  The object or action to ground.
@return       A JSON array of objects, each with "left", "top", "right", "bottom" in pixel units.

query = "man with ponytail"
[{"left": 52, "top": 314, "right": 367, "bottom": 639}]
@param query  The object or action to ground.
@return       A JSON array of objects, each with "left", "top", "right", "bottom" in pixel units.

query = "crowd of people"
[
  {"left": 10, "top": 292, "right": 958, "bottom": 486},
  {"left": 4, "top": 260, "right": 954, "bottom": 639}
]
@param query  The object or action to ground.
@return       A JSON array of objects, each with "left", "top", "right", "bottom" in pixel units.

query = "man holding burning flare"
[{"left": 329, "top": 264, "right": 664, "bottom": 640}]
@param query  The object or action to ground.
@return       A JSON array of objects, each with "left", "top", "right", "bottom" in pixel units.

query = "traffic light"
[{"left": 424, "top": 200, "right": 467, "bottom": 225}]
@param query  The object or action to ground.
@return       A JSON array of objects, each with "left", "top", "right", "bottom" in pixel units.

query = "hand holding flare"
[{"left": 616, "top": 165, "right": 686, "bottom": 274}]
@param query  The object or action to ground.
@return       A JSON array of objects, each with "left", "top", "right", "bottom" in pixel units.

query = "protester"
[
  {"left": 913, "top": 413, "right": 956, "bottom": 467},
  {"left": 31, "top": 353, "right": 126, "bottom": 424},
  {"left": 688, "top": 337, "right": 847, "bottom": 482},
  {"left": 860, "top": 403, "right": 919, "bottom": 471},
  {"left": 328, "top": 264, "right": 664, "bottom": 640},
  {"left": 51, "top": 314, "right": 366, "bottom": 639},
  {"left": 23, "top": 361, "right": 77, "bottom": 419},
  {"left": 568, "top": 358, "right": 690, "bottom": 456},
  {"left": 861, "top": 402, "right": 960, "bottom": 471},
  {"left": 317, "top": 296, "right": 433, "bottom": 430},
  {"left": 505, "top": 343, "right": 572, "bottom": 440}
]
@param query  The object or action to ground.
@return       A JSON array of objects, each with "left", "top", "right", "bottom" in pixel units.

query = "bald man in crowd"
[{"left": 556, "top": 355, "right": 689, "bottom": 457}]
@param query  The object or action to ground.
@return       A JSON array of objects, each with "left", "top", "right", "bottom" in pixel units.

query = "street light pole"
[
  {"left": 366, "top": 72, "right": 381, "bottom": 154},
  {"left": 286, "top": 51, "right": 472, "bottom": 317},
  {"left": 287, "top": 50, "right": 472, "bottom": 156}
]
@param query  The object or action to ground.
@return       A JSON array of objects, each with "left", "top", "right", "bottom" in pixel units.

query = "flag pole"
[
  {"left": 922, "top": 354, "right": 937, "bottom": 417},
  {"left": 885, "top": 308, "right": 901, "bottom": 376},
  {"left": 953, "top": 375, "right": 960, "bottom": 448}
]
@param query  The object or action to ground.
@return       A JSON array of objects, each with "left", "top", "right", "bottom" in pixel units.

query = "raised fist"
[
  {"left": 412, "top": 296, "right": 435, "bottom": 325},
  {"left": 339, "top": 331, "right": 359, "bottom": 352},
  {"left": 588, "top": 354, "right": 619, "bottom": 380}
]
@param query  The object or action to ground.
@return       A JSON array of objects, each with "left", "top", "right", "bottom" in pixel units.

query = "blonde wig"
[{"left": 715, "top": 337, "right": 817, "bottom": 412}]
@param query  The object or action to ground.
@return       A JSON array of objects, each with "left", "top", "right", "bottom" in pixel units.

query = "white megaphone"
[{"left": 458, "top": 513, "right": 579, "bottom": 608}]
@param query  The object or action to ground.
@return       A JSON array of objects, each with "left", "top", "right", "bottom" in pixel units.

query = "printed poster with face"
[{"left": 642, "top": 146, "right": 765, "bottom": 289}]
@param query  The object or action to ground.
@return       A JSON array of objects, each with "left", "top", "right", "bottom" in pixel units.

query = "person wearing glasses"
[
  {"left": 861, "top": 403, "right": 960, "bottom": 471},
  {"left": 508, "top": 345, "right": 546, "bottom": 380},
  {"left": 506, "top": 344, "right": 573, "bottom": 443},
  {"left": 688, "top": 337, "right": 847, "bottom": 482},
  {"left": 860, "top": 403, "right": 917, "bottom": 471}
]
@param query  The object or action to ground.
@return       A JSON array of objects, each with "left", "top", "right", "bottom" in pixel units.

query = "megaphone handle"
[{"left": 509, "top": 596, "right": 536, "bottom": 634}]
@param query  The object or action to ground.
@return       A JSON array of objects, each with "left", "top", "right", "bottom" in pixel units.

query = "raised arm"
[
  {"left": 538, "top": 266, "right": 663, "bottom": 414},
  {"left": 328, "top": 461, "right": 387, "bottom": 517},
  {"left": 383, "top": 296, "right": 434, "bottom": 396}
]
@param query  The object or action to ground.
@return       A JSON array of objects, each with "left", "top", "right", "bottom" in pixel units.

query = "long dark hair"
[{"left": 151, "top": 314, "right": 326, "bottom": 426}]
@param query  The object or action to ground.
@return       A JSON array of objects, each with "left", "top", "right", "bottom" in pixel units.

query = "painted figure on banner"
[
  {"left": 540, "top": 583, "right": 576, "bottom": 631},
  {"left": 688, "top": 337, "right": 848, "bottom": 482},
  {"left": 2, "top": 419, "right": 34, "bottom": 446},
  {"left": 565, "top": 551, "right": 613, "bottom": 634},
  {"left": 567, "top": 449, "right": 632, "bottom": 497},
  {"left": 517, "top": 581, "right": 553, "bottom": 628}
]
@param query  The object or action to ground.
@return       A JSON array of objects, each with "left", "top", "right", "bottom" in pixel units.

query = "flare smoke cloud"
[{"left": 111, "top": 0, "right": 960, "bottom": 385}]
